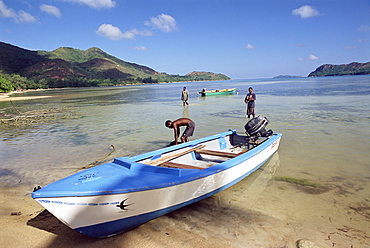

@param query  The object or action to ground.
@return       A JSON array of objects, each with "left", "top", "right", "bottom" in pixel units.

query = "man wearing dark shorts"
[{"left": 165, "top": 118, "right": 195, "bottom": 145}]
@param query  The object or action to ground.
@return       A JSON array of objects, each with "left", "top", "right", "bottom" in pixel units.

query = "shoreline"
[
  {"left": 0, "top": 89, "right": 52, "bottom": 102},
  {"left": 0, "top": 78, "right": 232, "bottom": 100}
]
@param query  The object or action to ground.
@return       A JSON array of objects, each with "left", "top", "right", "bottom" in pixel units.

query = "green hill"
[
  {"left": 0, "top": 42, "right": 48, "bottom": 74},
  {"left": 308, "top": 62, "right": 370, "bottom": 77},
  {"left": 0, "top": 42, "right": 230, "bottom": 92}
]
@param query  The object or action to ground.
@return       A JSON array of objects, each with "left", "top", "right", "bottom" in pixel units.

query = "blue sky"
[{"left": 1, "top": 0, "right": 369, "bottom": 79}]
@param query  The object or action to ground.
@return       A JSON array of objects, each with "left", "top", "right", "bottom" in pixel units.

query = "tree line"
[
  {"left": 0, "top": 71, "right": 230, "bottom": 93},
  {"left": 0, "top": 71, "right": 162, "bottom": 93}
]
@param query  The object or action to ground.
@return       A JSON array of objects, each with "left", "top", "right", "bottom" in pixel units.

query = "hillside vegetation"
[
  {"left": 0, "top": 42, "right": 230, "bottom": 93},
  {"left": 308, "top": 62, "right": 370, "bottom": 77}
]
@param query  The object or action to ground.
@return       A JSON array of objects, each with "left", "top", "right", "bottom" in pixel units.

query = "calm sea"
[{"left": 1, "top": 75, "right": 369, "bottom": 189}]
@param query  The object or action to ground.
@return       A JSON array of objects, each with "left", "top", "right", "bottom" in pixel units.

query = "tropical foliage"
[{"left": 0, "top": 72, "right": 40, "bottom": 92}]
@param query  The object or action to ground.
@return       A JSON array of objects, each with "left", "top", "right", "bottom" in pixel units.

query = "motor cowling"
[{"left": 244, "top": 115, "right": 273, "bottom": 137}]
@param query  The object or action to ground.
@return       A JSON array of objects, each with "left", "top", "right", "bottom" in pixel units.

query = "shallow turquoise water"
[{"left": 1, "top": 75, "right": 369, "bottom": 189}]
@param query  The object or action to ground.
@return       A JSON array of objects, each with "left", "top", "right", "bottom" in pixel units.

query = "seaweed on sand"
[
  {"left": 0, "top": 107, "right": 79, "bottom": 127},
  {"left": 274, "top": 176, "right": 330, "bottom": 194}
]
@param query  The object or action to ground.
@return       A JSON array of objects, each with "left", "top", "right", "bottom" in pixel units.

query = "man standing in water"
[
  {"left": 165, "top": 118, "right": 195, "bottom": 145},
  {"left": 181, "top": 87, "right": 189, "bottom": 106},
  {"left": 244, "top": 87, "right": 256, "bottom": 118}
]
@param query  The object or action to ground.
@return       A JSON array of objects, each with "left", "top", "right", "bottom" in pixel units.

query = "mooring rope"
[{"left": 79, "top": 145, "right": 116, "bottom": 169}]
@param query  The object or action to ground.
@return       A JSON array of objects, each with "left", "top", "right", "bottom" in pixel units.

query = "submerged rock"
[{"left": 296, "top": 239, "right": 324, "bottom": 248}]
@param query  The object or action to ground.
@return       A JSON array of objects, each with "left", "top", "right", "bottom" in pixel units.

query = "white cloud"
[
  {"left": 145, "top": 14, "right": 178, "bottom": 32},
  {"left": 96, "top": 24, "right": 152, "bottom": 40},
  {"left": 298, "top": 54, "right": 319, "bottom": 61},
  {"left": 308, "top": 54, "right": 319, "bottom": 60},
  {"left": 0, "top": 0, "right": 14, "bottom": 18},
  {"left": 292, "top": 5, "right": 320, "bottom": 18},
  {"left": 245, "top": 43, "right": 255, "bottom": 49},
  {"left": 96, "top": 24, "right": 126, "bottom": 40},
  {"left": 40, "top": 4, "right": 61, "bottom": 18},
  {"left": 0, "top": 0, "right": 37, "bottom": 23},
  {"left": 15, "top": 10, "right": 37, "bottom": 23},
  {"left": 133, "top": 46, "right": 148, "bottom": 51},
  {"left": 130, "top": 29, "right": 152, "bottom": 37},
  {"left": 64, "top": 0, "right": 116, "bottom": 9}
]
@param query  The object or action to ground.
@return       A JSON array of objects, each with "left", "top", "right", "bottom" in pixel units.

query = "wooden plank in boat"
[
  {"left": 160, "top": 161, "right": 205, "bottom": 170},
  {"left": 146, "top": 145, "right": 206, "bottom": 166},
  {"left": 195, "top": 149, "right": 240, "bottom": 158}
]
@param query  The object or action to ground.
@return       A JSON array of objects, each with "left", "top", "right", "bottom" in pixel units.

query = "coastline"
[
  {"left": 0, "top": 89, "right": 52, "bottom": 102},
  {"left": 0, "top": 77, "right": 232, "bottom": 100}
]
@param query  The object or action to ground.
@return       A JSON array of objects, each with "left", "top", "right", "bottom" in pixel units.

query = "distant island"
[
  {"left": 0, "top": 42, "right": 230, "bottom": 93},
  {"left": 275, "top": 62, "right": 370, "bottom": 78},
  {"left": 273, "top": 75, "right": 304, "bottom": 79},
  {"left": 308, "top": 62, "right": 370, "bottom": 77}
]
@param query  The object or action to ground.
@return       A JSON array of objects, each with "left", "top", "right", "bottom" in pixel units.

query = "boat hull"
[
  {"left": 33, "top": 131, "right": 281, "bottom": 238},
  {"left": 201, "top": 88, "right": 236, "bottom": 96}
]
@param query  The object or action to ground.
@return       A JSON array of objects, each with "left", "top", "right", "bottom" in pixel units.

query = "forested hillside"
[
  {"left": 0, "top": 42, "right": 230, "bottom": 93},
  {"left": 308, "top": 62, "right": 370, "bottom": 77}
]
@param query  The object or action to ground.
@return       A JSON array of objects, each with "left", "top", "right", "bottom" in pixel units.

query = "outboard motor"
[{"left": 244, "top": 115, "right": 273, "bottom": 138}]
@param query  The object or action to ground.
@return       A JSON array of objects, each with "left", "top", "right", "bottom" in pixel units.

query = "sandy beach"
[
  {"left": 1, "top": 155, "right": 368, "bottom": 248},
  {"left": 0, "top": 91, "right": 52, "bottom": 102}
]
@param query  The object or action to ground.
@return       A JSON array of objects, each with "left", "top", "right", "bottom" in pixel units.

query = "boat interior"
[{"left": 140, "top": 134, "right": 268, "bottom": 170}]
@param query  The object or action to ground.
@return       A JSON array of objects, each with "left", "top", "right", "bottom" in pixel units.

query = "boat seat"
[
  {"left": 195, "top": 149, "right": 239, "bottom": 158},
  {"left": 159, "top": 161, "right": 205, "bottom": 170}
]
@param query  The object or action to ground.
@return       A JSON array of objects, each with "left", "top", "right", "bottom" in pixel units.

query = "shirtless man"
[
  {"left": 165, "top": 118, "right": 195, "bottom": 145},
  {"left": 181, "top": 87, "right": 189, "bottom": 106}
]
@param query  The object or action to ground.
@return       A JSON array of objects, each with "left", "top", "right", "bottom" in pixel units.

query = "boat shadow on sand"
[
  {"left": 26, "top": 199, "right": 288, "bottom": 247},
  {"left": 26, "top": 153, "right": 284, "bottom": 247}
]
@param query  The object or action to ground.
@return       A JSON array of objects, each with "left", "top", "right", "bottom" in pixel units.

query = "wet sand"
[
  {"left": 1, "top": 153, "right": 368, "bottom": 248},
  {"left": 0, "top": 95, "right": 52, "bottom": 102}
]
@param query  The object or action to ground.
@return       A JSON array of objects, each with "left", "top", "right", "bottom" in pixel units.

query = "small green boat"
[{"left": 199, "top": 88, "right": 236, "bottom": 97}]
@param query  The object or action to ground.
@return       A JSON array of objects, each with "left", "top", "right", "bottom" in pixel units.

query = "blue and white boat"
[{"left": 32, "top": 116, "right": 281, "bottom": 238}]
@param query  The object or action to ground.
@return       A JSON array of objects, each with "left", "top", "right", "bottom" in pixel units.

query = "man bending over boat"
[{"left": 165, "top": 118, "right": 195, "bottom": 145}]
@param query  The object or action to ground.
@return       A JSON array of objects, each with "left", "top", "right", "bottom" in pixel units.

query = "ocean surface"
[{"left": 1, "top": 75, "right": 369, "bottom": 187}]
